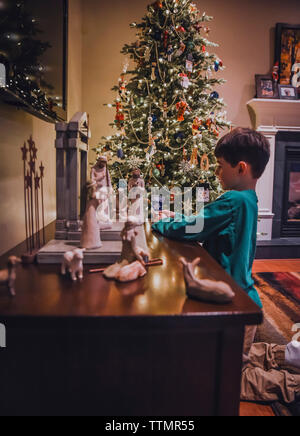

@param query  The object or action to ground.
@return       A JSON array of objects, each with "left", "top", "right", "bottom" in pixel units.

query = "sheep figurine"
[
  {"left": 61, "top": 248, "right": 85, "bottom": 281},
  {"left": 0, "top": 256, "right": 22, "bottom": 297}
]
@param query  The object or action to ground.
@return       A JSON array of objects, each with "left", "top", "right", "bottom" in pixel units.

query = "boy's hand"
[{"left": 159, "top": 210, "right": 176, "bottom": 219}]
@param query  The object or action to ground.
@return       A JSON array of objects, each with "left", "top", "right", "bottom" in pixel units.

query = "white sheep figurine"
[
  {"left": 61, "top": 248, "right": 85, "bottom": 281},
  {"left": 0, "top": 256, "right": 22, "bottom": 297}
]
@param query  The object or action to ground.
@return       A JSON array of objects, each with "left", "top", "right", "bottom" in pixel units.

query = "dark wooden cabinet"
[{"left": 0, "top": 225, "right": 262, "bottom": 416}]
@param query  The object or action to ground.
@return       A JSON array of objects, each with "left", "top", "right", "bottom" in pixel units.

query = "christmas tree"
[
  {"left": 0, "top": 0, "right": 53, "bottom": 114},
  {"left": 95, "top": 0, "right": 230, "bottom": 203}
]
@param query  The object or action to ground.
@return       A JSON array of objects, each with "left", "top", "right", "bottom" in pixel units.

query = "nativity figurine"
[
  {"left": 0, "top": 256, "right": 22, "bottom": 297},
  {"left": 80, "top": 181, "right": 103, "bottom": 250},
  {"left": 61, "top": 248, "right": 86, "bottom": 281},
  {"left": 128, "top": 169, "right": 145, "bottom": 224},
  {"left": 180, "top": 257, "right": 235, "bottom": 304},
  {"left": 103, "top": 216, "right": 150, "bottom": 283},
  {"left": 91, "top": 155, "right": 113, "bottom": 230}
]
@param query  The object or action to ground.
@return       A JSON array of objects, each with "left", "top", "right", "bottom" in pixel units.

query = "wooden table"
[{"left": 0, "top": 223, "right": 262, "bottom": 416}]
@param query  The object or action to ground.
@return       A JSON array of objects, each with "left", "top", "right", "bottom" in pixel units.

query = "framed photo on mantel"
[
  {"left": 276, "top": 23, "right": 300, "bottom": 96},
  {"left": 278, "top": 85, "right": 298, "bottom": 100},
  {"left": 255, "top": 74, "right": 279, "bottom": 99}
]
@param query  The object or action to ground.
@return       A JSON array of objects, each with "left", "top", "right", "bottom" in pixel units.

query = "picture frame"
[
  {"left": 278, "top": 85, "right": 298, "bottom": 100},
  {"left": 255, "top": 74, "right": 279, "bottom": 99},
  {"left": 275, "top": 23, "right": 300, "bottom": 91}
]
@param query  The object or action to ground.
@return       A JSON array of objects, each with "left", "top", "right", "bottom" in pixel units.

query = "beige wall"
[
  {"left": 0, "top": 0, "right": 82, "bottom": 255},
  {"left": 82, "top": 0, "right": 300, "bottom": 158}
]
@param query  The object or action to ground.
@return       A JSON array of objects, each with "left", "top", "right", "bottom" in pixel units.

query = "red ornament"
[
  {"left": 176, "top": 26, "right": 186, "bottom": 33},
  {"left": 206, "top": 118, "right": 212, "bottom": 128},
  {"left": 176, "top": 100, "right": 190, "bottom": 122},
  {"left": 202, "top": 45, "right": 206, "bottom": 52},
  {"left": 163, "top": 30, "right": 169, "bottom": 49},
  {"left": 192, "top": 117, "right": 202, "bottom": 135},
  {"left": 152, "top": 0, "right": 163, "bottom": 10},
  {"left": 115, "top": 102, "right": 125, "bottom": 129},
  {"left": 119, "top": 75, "right": 127, "bottom": 99}
]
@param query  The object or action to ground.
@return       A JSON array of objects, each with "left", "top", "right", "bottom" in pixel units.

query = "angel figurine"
[
  {"left": 128, "top": 169, "right": 145, "bottom": 224},
  {"left": 91, "top": 156, "right": 113, "bottom": 230}
]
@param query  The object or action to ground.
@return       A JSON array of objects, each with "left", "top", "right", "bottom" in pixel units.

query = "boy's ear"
[{"left": 238, "top": 161, "right": 248, "bottom": 174}]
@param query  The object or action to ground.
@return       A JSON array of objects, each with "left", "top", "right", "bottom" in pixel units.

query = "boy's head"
[{"left": 214, "top": 128, "right": 270, "bottom": 191}]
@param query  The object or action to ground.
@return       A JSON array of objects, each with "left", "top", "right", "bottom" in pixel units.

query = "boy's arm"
[{"left": 152, "top": 193, "right": 233, "bottom": 242}]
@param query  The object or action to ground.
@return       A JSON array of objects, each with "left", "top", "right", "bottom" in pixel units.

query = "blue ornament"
[
  {"left": 152, "top": 114, "right": 157, "bottom": 123},
  {"left": 174, "top": 132, "right": 184, "bottom": 140},
  {"left": 154, "top": 31, "right": 161, "bottom": 41},
  {"left": 214, "top": 61, "right": 220, "bottom": 72},
  {"left": 117, "top": 148, "right": 124, "bottom": 159},
  {"left": 210, "top": 92, "right": 219, "bottom": 100},
  {"left": 186, "top": 41, "right": 195, "bottom": 51}
]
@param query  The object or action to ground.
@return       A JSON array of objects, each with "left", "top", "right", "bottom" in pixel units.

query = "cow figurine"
[
  {"left": 61, "top": 248, "right": 86, "bottom": 281},
  {"left": 0, "top": 256, "right": 22, "bottom": 297}
]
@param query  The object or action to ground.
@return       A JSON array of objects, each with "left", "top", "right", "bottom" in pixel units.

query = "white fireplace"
[{"left": 247, "top": 98, "right": 300, "bottom": 241}]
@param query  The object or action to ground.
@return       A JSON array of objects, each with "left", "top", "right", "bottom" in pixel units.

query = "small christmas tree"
[
  {"left": 0, "top": 0, "right": 53, "bottom": 113},
  {"left": 95, "top": 0, "right": 230, "bottom": 202}
]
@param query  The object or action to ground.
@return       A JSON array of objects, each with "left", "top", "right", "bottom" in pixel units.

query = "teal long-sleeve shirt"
[{"left": 152, "top": 190, "right": 262, "bottom": 308}]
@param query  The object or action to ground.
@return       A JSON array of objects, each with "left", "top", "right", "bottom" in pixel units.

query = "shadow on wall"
[{"left": 0, "top": 103, "right": 56, "bottom": 256}]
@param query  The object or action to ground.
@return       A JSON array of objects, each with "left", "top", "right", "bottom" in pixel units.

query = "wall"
[
  {"left": 0, "top": 0, "right": 82, "bottom": 255},
  {"left": 81, "top": 0, "right": 300, "bottom": 160}
]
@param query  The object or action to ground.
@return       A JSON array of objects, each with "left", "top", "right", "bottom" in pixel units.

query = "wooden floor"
[
  {"left": 252, "top": 259, "right": 300, "bottom": 273},
  {"left": 240, "top": 258, "right": 300, "bottom": 417},
  {"left": 240, "top": 402, "right": 275, "bottom": 417}
]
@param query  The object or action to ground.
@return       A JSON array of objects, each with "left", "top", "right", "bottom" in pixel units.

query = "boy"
[
  {"left": 152, "top": 127, "right": 300, "bottom": 405},
  {"left": 152, "top": 127, "right": 270, "bottom": 308}
]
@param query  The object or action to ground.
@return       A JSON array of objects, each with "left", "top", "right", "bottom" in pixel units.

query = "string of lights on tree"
[
  {"left": 0, "top": 0, "right": 59, "bottom": 117},
  {"left": 95, "top": 0, "right": 231, "bottom": 202}
]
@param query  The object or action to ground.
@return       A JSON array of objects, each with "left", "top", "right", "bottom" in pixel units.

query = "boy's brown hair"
[{"left": 215, "top": 128, "right": 271, "bottom": 179}]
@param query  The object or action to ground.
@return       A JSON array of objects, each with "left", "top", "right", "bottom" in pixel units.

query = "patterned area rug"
[
  {"left": 253, "top": 272, "right": 300, "bottom": 417},
  {"left": 253, "top": 272, "right": 300, "bottom": 345}
]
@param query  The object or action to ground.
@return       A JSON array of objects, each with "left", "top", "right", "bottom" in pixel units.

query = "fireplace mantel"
[
  {"left": 247, "top": 99, "right": 300, "bottom": 132},
  {"left": 247, "top": 98, "right": 300, "bottom": 240}
]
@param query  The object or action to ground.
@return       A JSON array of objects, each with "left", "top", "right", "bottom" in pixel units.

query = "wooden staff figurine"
[
  {"left": 180, "top": 257, "right": 235, "bottom": 304},
  {"left": 21, "top": 136, "right": 47, "bottom": 263},
  {"left": 34, "top": 174, "right": 41, "bottom": 249},
  {"left": 39, "top": 163, "right": 46, "bottom": 246},
  {"left": 28, "top": 136, "right": 36, "bottom": 251},
  {"left": 21, "top": 142, "right": 29, "bottom": 253},
  {"left": 0, "top": 256, "right": 22, "bottom": 297}
]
